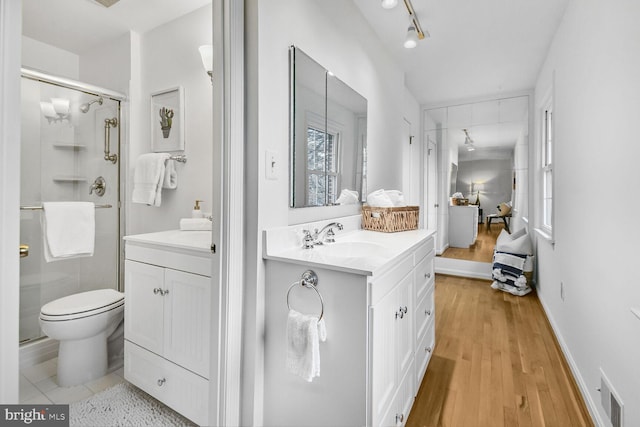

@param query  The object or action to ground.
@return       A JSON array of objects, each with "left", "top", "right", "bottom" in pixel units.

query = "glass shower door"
[{"left": 19, "top": 76, "right": 121, "bottom": 343}]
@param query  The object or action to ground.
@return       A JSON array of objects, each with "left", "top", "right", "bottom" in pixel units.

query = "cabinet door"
[
  {"left": 370, "top": 286, "right": 398, "bottom": 425},
  {"left": 396, "top": 274, "right": 414, "bottom": 380},
  {"left": 125, "top": 260, "right": 165, "bottom": 354},
  {"left": 163, "top": 269, "right": 211, "bottom": 378}
]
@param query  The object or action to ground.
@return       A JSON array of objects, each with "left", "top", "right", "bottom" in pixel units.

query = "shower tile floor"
[{"left": 20, "top": 358, "right": 126, "bottom": 404}]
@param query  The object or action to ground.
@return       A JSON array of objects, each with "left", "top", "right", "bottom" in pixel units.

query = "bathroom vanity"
[
  {"left": 263, "top": 220, "right": 436, "bottom": 427},
  {"left": 122, "top": 230, "right": 212, "bottom": 426}
]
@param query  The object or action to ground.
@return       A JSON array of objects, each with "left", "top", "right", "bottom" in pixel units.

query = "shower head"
[{"left": 80, "top": 97, "right": 103, "bottom": 113}]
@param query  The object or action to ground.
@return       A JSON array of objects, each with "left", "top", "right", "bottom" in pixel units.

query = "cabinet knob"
[
  {"left": 402, "top": 306, "right": 408, "bottom": 314},
  {"left": 153, "top": 288, "right": 162, "bottom": 295},
  {"left": 425, "top": 309, "right": 431, "bottom": 316},
  {"left": 157, "top": 378, "right": 166, "bottom": 386},
  {"left": 161, "top": 289, "right": 170, "bottom": 296},
  {"left": 396, "top": 413, "right": 404, "bottom": 423},
  {"left": 425, "top": 272, "right": 431, "bottom": 279},
  {"left": 425, "top": 346, "right": 432, "bottom": 353},
  {"left": 395, "top": 310, "right": 404, "bottom": 319}
]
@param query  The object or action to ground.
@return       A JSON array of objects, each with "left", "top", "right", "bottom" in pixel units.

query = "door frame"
[{"left": 0, "top": 0, "right": 22, "bottom": 403}]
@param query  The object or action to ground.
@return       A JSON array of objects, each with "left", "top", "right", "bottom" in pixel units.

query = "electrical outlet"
[{"left": 560, "top": 281, "right": 565, "bottom": 301}]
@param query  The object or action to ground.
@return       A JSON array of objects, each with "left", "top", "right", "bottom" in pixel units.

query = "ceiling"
[
  {"left": 22, "top": 0, "right": 211, "bottom": 55},
  {"left": 353, "top": 0, "right": 569, "bottom": 106}
]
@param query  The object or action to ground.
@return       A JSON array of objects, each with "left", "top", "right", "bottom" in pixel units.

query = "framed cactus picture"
[{"left": 151, "top": 86, "right": 184, "bottom": 152}]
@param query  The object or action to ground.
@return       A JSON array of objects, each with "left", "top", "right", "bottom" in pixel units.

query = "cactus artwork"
[{"left": 159, "top": 107, "right": 175, "bottom": 138}]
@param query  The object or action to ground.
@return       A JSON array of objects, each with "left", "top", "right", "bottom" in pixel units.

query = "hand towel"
[
  {"left": 286, "top": 309, "right": 327, "bottom": 382},
  {"left": 163, "top": 159, "right": 178, "bottom": 189},
  {"left": 42, "top": 202, "right": 95, "bottom": 262},
  {"left": 385, "top": 190, "right": 407, "bottom": 207},
  {"left": 132, "top": 153, "right": 173, "bottom": 207},
  {"left": 179, "top": 218, "right": 212, "bottom": 231}
]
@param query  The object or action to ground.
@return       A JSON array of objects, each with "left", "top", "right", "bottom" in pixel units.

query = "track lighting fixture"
[
  {"left": 404, "top": 25, "right": 418, "bottom": 49},
  {"left": 463, "top": 129, "right": 476, "bottom": 151},
  {"left": 381, "top": 0, "right": 398, "bottom": 9}
]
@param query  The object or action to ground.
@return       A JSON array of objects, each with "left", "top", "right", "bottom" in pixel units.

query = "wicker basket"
[{"left": 362, "top": 205, "right": 419, "bottom": 233}]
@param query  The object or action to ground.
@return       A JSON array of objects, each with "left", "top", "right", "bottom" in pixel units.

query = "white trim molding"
[
  {"left": 210, "top": 0, "right": 245, "bottom": 425},
  {"left": 0, "top": 0, "right": 22, "bottom": 404}
]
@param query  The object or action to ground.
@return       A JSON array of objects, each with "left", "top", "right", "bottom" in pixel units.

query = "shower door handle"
[{"left": 20, "top": 244, "right": 29, "bottom": 258}]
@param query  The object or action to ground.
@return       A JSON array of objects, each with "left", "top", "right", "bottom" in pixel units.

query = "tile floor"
[{"left": 20, "top": 358, "right": 126, "bottom": 405}]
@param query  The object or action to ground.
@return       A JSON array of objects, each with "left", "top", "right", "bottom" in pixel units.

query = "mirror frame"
[{"left": 288, "top": 45, "right": 367, "bottom": 209}]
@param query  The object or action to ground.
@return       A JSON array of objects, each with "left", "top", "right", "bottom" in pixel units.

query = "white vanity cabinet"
[
  {"left": 123, "top": 231, "right": 212, "bottom": 427},
  {"left": 263, "top": 228, "right": 436, "bottom": 427}
]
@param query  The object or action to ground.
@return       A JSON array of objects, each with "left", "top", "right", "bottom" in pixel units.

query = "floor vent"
[{"left": 600, "top": 368, "right": 623, "bottom": 427}]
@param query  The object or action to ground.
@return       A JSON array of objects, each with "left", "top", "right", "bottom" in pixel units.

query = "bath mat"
[{"left": 70, "top": 382, "right": 196, "bottom": 426}]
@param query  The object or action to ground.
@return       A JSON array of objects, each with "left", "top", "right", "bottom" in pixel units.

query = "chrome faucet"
[
  {"left": 302, "top": 222, "right": 344, "bottom": 249},
  {"left": 313, "top": 222, "right": 344, "bottom": 245}
]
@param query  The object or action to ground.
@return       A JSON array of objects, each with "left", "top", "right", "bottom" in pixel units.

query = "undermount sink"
[{"left": 315, "top": 241, "right": 392, "bottom": 259}]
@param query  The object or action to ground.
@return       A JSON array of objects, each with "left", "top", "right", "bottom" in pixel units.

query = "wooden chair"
[{"left": 485, "top": 203, "right": 512, "bottom": 233}]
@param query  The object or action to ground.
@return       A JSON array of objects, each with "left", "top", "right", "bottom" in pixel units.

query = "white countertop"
[
  {"left": 124, "top": 230, "right": 211, "bottom": 254},
  {"left": 263, "top": 228, "right": 436, "bottom": 276}
]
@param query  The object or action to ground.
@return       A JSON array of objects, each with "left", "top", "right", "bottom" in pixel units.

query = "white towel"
[
  {"left": 42, "top": 202, "right": 95, "bottom": 262},
  {"left": 286, "top": 309, "right": 327, "bottom": 382},
  {"left": 132, "top": 153, "right": 176, "bottom": 207},
  {"left": 179, "top": 218, "right": 212, "bottom": 231},
  {"left": 335, "top": 189, "right": 359, "bottom": 205},
  {"left": 163, "top": 158, "right": 177, "bottom": 189},
  {"left": 366, "top": 189, "right": 394, "bottom": 207}
]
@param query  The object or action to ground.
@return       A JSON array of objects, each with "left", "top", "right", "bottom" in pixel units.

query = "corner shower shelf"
[
  {"left": 52, "top": 175, "right": 87, "bottom": 183},
  {"left": 53, "top": 143, "right": 86, "bottom": 149}
]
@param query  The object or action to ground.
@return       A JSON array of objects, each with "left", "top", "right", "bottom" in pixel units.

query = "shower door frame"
[{"left": 20, "top": 68, "right": 127, "bottom": 311}]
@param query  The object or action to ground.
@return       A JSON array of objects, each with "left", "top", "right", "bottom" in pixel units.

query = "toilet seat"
[{"left": 40, "top": 289, "right": 124, "bottom": 322}]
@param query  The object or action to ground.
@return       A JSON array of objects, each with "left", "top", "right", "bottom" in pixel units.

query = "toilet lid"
[{"left": 41, "top": 289, "right": 124, "bottom": 317}]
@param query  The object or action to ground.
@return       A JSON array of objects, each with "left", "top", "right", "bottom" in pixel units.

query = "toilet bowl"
[{"left": 39, "top": 289, "right": 124, "bottom": 387}]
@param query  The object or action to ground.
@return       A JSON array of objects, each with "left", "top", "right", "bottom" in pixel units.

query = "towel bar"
[
  {"left": 20, "top": 204, "right": 112, "bottom": 210},
  {"left": 286, "top": 270, "right": 324, "bottom": 321},
  {"left": 169, "top": 155, "right": 187, "bottom": 163}
]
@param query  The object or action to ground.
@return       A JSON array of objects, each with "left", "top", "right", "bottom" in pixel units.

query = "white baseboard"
[
  {"left": 434, "top": 257, "right": 492, "bottom": 280},
  {"left": 19, "top": 338, "right": 58, "bottom": 370},
  {"left": 537, "top": 295, "right": 605, "bottom": 427}
]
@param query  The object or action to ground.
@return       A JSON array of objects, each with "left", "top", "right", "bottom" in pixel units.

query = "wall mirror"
[
  {"left": 289, "top": 46, "right": 367, "bottom": 208},
  {"left": 426, "top": 95, "right": 529, "bottom": 264}
]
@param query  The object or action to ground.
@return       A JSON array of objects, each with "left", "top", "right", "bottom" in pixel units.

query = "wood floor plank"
[{"left": 406, "top": 275, "right": 594, "bottom": 427}]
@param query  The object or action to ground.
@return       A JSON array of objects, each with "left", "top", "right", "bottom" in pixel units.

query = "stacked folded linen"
[
  {"left": 335, "top": 189, "right": 360, "bottom": 205},
  {"left": 366, "top": 189, "right": 407, "bottom": 207},
  {"left": 179, "top": 218, "right": 212, "bottom": 231},
  {"left": 490, "top": 228, "right": 534, "bottom": 296}
]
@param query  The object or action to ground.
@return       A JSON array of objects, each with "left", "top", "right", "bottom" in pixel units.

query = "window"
[
  {"left": 542, "top": 101, "right": 553, "bottom": 232},
  {"left": 306, "top": 126, "right": 339, "bottom": 206}
]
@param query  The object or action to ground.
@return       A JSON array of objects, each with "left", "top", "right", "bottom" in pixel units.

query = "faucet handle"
[
  {"left": 324, "top": 228, "right": 336, "bottom": 244},
  {"left": 302, "top": 230, "right": 314, "bottom": 249}
]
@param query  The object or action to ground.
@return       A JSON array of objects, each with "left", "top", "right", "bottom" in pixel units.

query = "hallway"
[{"left": 407, "top": 275, "right": 593, "bottom": 427}]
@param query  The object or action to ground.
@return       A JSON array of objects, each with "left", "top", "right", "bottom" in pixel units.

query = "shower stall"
[{"left": 19, "top": 69, "right": 125, "bottom": 345}]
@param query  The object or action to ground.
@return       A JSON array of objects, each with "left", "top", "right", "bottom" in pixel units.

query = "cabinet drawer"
[
  {"left": 415, "top": 320, "right": 435, "bottom": 388},
  {"left": 415, "top": 286, "right": 434, "bottom": 343},
  {"left": 414, "top": 255, "right": 434, "bottom": 304},
  {"left": 413, "top": 237, "right": 434, "bottom": 265},
  {"left": 371, "top": 255, "right": 413, "bottom": 306},
  {"left": 125, "top": 341, "right": 209, "bottom": 426}
]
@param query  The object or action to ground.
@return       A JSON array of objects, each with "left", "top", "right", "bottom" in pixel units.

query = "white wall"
[
  {"left": 127, "top": 5, "right": 213, "bottom": 234},
  {"left": 22, "top": 36, "right": 79, "bottom": 79},
  {"left": 534, "top": 1, "right": 640, "bottom": 425},
  {"left": 243, "top": 0, "right": 415, "bottom": 424}
]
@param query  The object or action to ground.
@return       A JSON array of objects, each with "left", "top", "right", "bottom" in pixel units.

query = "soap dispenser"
[{"left": 192, "top": 200, "right": 204, "bottom": 218}]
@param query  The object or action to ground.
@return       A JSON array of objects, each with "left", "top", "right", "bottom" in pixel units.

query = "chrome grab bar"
[
  {"left": 20, "top": 204, "right": 112, "bottom": 210},
  {"left": 104, "top": 118, "right": 118, "bottom": 164}
]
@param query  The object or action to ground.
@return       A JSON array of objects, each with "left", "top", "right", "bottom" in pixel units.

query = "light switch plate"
[{"left": 265, "top": 150, "right": 277, "bottom": 180}]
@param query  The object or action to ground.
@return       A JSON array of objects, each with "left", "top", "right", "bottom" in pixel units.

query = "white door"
[
  {"left": 124, "top": 260, "right": 165, "bottom": 355},
  {"left": 163, "top": 269, "right": 211, "bottom": 379}
]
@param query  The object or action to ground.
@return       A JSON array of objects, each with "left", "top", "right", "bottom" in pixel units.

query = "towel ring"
[{"left": 286, "top": 270, "right": 324, "bottom": 321}]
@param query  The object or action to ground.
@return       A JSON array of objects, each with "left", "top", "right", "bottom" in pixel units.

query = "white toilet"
[{"left": 39, "top": 289, "right": 124, "bottom": 387}]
